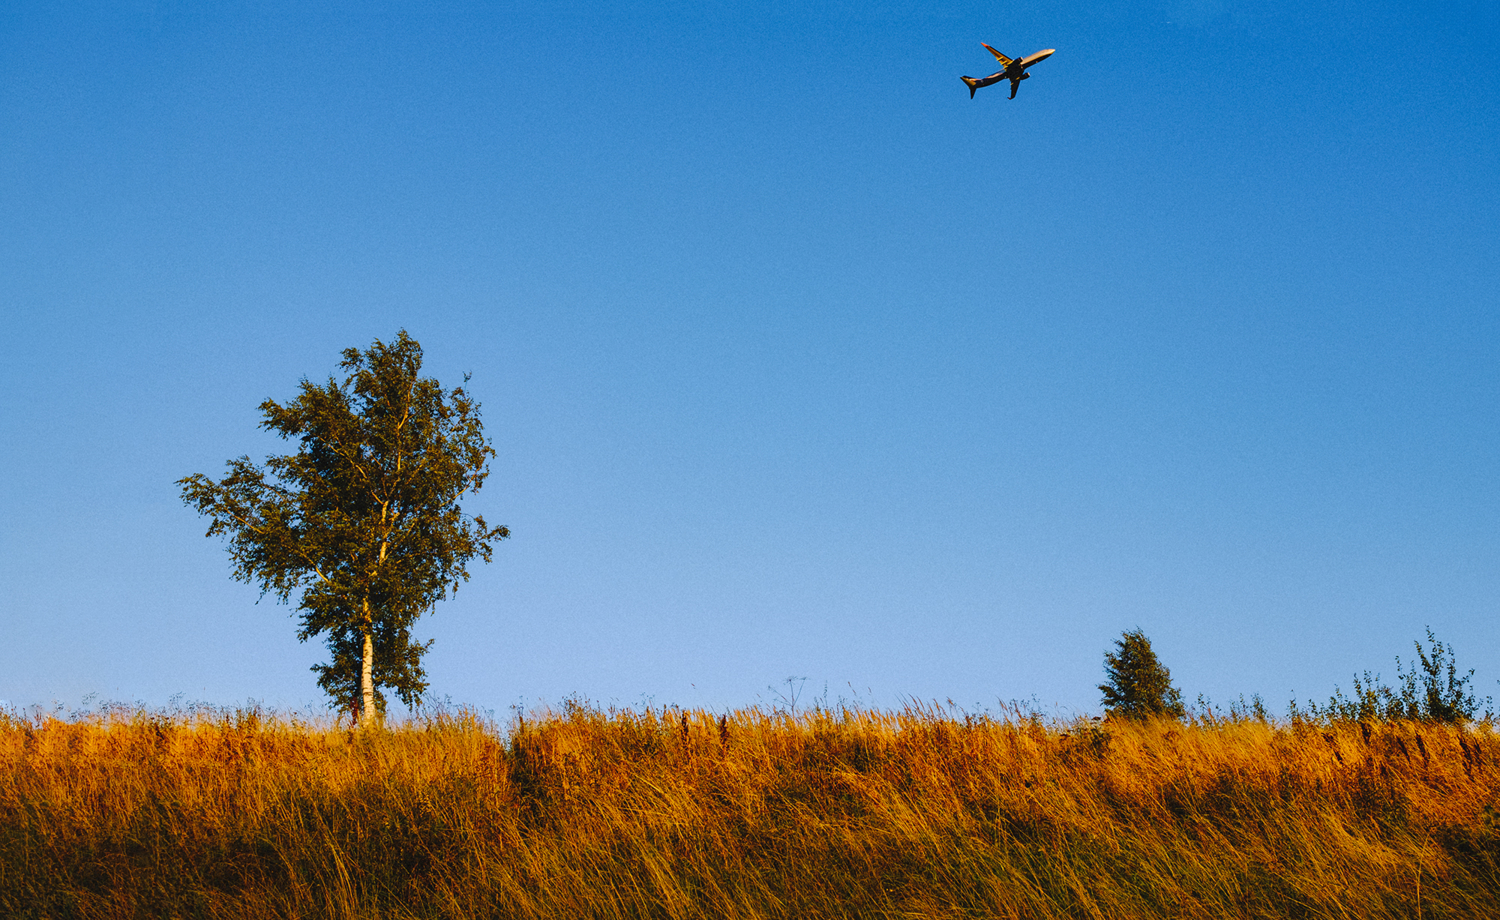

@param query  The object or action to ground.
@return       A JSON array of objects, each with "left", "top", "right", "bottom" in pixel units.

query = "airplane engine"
[{"left": 1020, "top": 72, "right": 1030, "bottom": 80}]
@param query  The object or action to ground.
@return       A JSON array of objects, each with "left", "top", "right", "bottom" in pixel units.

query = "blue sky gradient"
[{"left": 2, "top": 1, "right": 1497, "bottom": 715}]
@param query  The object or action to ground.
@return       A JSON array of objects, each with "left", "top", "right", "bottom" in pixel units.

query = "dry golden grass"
[{"left": 2, "top": 703, "right": 1498, "bottom": 918}]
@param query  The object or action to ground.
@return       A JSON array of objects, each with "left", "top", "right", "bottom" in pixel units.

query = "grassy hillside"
[{"left": 2, "top": 703, "right": 1498, "bottom": 918}]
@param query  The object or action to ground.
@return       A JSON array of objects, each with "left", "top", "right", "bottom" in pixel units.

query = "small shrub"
[
  {"left": 1297, "top": 627, "right": 1491, "bottom": 723},
  {"left": 1099, "top": 629, "right": 1186, "bottom": 719}
]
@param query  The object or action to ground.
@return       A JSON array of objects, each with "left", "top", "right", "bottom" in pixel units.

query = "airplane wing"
[
  {"left": 1019, "top": 49, "right": 1055, "bottom": 68},
  {"left": 981, "top": 43, "right": 1013, "bottom": 66}
]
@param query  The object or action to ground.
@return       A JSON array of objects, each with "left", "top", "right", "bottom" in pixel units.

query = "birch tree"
[{"left": 180, "top": 331, "right": 508, "bottom": 726}]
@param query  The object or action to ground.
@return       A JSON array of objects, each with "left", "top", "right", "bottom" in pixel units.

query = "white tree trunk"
[{"left": 361, "top": 624, "right": 376, "bottom": 728}]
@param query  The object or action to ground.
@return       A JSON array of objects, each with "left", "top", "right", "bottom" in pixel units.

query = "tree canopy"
[{"left": 180, "top": 331, "right": 508, "bottom": 725}]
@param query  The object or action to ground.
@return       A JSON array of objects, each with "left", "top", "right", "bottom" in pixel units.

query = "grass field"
[{"left": 3, "top": 702, "right": 1498, "bottom": 918}]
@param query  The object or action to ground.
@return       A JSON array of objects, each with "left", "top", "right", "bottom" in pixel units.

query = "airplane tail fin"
[{"left": 960, "top": 75, "right": 979, "bottom": 99}]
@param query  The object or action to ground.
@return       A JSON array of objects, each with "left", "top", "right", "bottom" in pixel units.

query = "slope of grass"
[{"left": 2, "top": 703, "right": 1498, "bottom": 918}]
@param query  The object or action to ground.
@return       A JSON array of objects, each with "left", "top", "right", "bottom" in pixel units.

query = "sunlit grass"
[{"left": 2, "top": 702, "right": 1497, "bottom": 918}]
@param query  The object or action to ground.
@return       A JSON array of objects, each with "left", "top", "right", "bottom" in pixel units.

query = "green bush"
[
  {"left": 1099, "top": 629, "right": 1186, "bottom": 719},
  {"left": 1297, "top": 627, "right": 1491, "bottom": 723}
]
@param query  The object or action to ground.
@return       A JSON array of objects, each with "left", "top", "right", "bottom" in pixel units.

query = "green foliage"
[
  {"left": 179, "top": 331, "right": 508, "bottom": 720},
  {"left": 1190, "top": 692, "right": 1271, "bottom": 725},
  {"left": 1295, "top": 627, "right": 1490, "bottom": 724},
  {"left": 1099, "top": 629, "right": 1186, "bottom": 719}
]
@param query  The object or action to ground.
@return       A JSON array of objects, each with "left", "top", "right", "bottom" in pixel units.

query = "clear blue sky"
[{"left": 3, "top": 0, "right": 1497, "bottom": 717}]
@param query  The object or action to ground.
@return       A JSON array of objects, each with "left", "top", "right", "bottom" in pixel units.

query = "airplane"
[{"left": 961, "top": 45, "right": 1055, "bottom": 100}]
